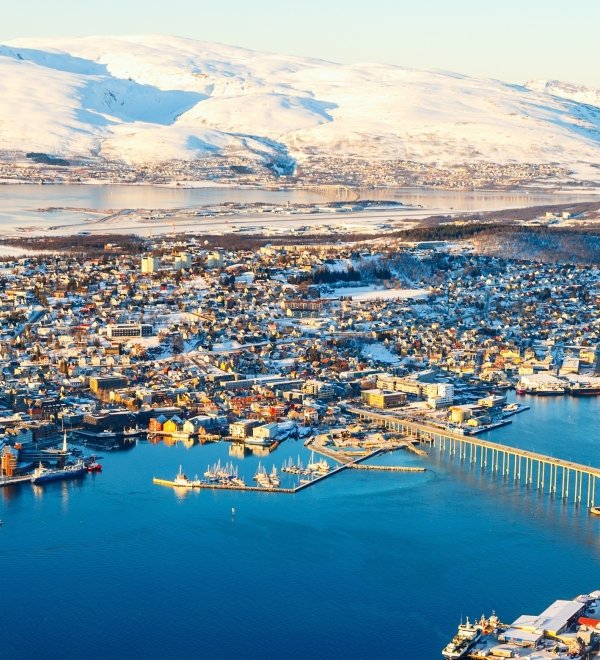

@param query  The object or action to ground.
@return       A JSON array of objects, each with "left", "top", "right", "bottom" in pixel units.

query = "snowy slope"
[{"left": 1, "top": 35, "right": 600, "bottom": 179}]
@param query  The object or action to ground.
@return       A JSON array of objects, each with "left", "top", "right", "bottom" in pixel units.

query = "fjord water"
[
  {"left": 1, "top": 396, "right": 599, "bottom": 660},
  {"left": 1, "top": 184, "right": 598, "bottom": 233}
]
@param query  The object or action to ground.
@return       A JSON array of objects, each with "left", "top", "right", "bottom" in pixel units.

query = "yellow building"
[{"left": 361, "top": 389, "right": 407, "bottom": 409}]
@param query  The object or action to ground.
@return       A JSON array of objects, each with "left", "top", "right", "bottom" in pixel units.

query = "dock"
[
  {"left": 152, "top": 447, "right": 420, "bottom": 494},
  {"left": 0, "top": 474, "right": 32, "bottom": 488}
]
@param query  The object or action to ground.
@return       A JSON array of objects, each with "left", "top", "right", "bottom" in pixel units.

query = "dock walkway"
[{"left": 0, "top": 474, "right": 32, "bottom": 488}]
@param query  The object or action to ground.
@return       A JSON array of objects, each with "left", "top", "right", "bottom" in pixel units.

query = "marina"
[{"left": 152, "top": 448, "right": 392, "bottom": 494}]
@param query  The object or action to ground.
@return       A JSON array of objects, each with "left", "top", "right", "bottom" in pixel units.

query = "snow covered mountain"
[
  {"left": 1, "top": 35, "right": 600, "bottom": 182},
  {"left": 525, "top": 79, "right": 600, "bottom": 109}
]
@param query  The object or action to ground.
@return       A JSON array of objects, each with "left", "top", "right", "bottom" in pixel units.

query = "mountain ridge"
[{"left": 1, "top": 35, "right": 600, "bottom": 185}]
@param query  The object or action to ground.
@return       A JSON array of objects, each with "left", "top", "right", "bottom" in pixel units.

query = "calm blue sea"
[{"left": 1, "top": 395, "right": 599, "bottom": 659}]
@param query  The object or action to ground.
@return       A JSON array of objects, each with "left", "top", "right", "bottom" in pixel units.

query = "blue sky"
[{"left": 2, "top": 0, "right": 599, "bottom": 86}]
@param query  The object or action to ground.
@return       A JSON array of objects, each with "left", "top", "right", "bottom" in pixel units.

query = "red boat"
[{"left": 86, "top": 462, "right": 102, "bottom": 473}]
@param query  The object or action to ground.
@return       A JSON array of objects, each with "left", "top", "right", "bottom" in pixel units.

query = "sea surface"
[
  {"left": 0, "top": 184, "right": 598, "bottom": 234},
  {"left": 1, "top": 395, "right": 599, "bottom": 659}
]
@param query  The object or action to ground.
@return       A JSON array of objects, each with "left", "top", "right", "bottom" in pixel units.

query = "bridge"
[{"left": 348, "top": 407, "right": 600, "bottom": 508}]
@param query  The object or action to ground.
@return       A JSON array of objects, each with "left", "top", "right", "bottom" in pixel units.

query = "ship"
[
  {"left": 569, "top": 383, "right": 600, "bottom": 397},
  {"left": 442, "top": 618, "right": 483, "bottom": 659},
  {"left": 30, "top": 460, "right": 87, "bottom": 484},
  {"left": 533, "top": 383, "right": 566, "bottom": 395},
  {"left": 516, "top": 380, "right": 567, "bottom": 396}
]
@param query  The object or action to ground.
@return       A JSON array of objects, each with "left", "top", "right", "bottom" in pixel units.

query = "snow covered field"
[{"left": 321, "top": 286, "right": 429, "bottom": 301}]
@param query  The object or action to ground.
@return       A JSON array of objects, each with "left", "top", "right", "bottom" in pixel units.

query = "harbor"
[
  {"left": 2, "top": 394, "right": 600, "bottom": 660},
  {"left": 0, "top": 431, "right": 102, "bottom": 488},
  {"left": 442, "top": 590, "right": 600, "bottom": 659}
]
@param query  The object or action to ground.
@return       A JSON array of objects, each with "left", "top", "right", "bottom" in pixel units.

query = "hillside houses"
[{"left": 0, "top": 234, "right": 597, "bottom": 456}]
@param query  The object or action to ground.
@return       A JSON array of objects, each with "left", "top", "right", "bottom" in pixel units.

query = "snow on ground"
[
  {"left": 322, "top": 286, "right": 429, "bottom": 301},
  {"left": 361, "top": 342, "right": 400, "bottom": 365},
  {"left": 125, "top": 335, "right": 160, "bottom": 350},
  {"left": 212, "top": 340, "right": 243, "bottom": 352},
  {"left": 1, "top": 35, "right": 600, "bottom": 176}
]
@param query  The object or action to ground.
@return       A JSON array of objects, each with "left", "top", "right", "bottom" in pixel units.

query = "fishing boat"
[
  {"left": 86, "top": 461, "right": 102, "bottom": 473},
  {"left": 122, "top": 426, "right": 145, "bottom": 437},
  {"left": 590, "top": 507, "right": 600, "bottom": 516}
]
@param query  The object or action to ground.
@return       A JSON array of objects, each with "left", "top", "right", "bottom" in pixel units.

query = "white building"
[
  {"left": 141, "top": 255, "right": 160, "bottom": 274},
  {"left": 427, "top": 383, "right": 454, "bottom": 408},
  {"left": 205, "top": 251, "right": 223, "bottom": 269}
]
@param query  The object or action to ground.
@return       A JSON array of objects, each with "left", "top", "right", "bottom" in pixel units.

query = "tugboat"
[{"left": 442, "top": 618, "right": 483, "bottom": 659}]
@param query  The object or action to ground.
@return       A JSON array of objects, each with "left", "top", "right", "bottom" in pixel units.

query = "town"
[
  {"left": 0, "top": 149, "right": 582, "bottom": 189},
  {"left": 0, "top": 232, "right": 598, "bottom": 489}
]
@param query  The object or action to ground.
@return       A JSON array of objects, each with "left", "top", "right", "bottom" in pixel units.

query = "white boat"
[
  {"left": 442, "top": 619, "right": 483, "bottom": 659},
  {"left": 269, "top": 466, "right": 280, "bottom": 487},
  {"left": 172, "top": 465, "right": 202, "bottom": 488}
]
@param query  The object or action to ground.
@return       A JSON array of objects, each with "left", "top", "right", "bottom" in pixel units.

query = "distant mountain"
[
  {"left": 525, "top": 79, "right": 600, "bottom": 109},
  {"left": 1, "top": 35, "right": 600, "bottom": 183}
]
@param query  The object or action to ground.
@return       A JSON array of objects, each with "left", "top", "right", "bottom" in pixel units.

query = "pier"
[
  {"left": 349, "top": 407, "right": 600, "bottom": 507},
  {"left": 153, "top": 448, "right": 398, "bottom": 494},
  {"left": 0, "top": 474, "right": 33, "bottom": 488}
]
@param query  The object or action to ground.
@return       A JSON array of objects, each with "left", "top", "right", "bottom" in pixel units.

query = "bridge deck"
[{"left": 348, "top": 407, "right": 600, "bottom": 478}]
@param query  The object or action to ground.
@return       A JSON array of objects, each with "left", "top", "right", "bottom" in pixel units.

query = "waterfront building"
[{"left": 230, "top": 419, "right": 259, "bottom": 440}]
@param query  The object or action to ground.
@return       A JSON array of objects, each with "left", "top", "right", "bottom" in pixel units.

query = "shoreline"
[{"left": 2, "top": 179, "right": 600, "bottom": 196}]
